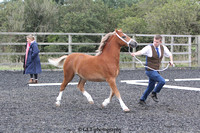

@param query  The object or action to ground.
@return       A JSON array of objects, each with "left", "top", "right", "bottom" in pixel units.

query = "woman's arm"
[{"left": 31, "top": 43, "right": 40, "bottom": 59}]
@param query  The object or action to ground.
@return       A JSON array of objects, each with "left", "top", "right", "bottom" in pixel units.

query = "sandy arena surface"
[{"left": 0, "top": 68, "right": 200, "bottom": 133}]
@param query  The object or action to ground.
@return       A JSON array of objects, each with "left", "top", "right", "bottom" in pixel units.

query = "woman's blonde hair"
[{"left": 26, "top": 34, "right": 35, "bottom": 41}]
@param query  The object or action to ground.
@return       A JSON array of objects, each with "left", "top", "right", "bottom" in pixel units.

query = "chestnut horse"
[{"left": 48, "top": 29, "right": 137, "bottom": 112}]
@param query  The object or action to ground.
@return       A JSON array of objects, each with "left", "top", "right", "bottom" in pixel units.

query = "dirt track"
[{"left": 0, "top": 68, "right": 200, "bottom": 133}]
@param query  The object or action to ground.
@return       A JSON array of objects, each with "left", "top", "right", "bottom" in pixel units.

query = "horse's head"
[{"left": 115, "top": 29, "right": 137, "bottom": 48}]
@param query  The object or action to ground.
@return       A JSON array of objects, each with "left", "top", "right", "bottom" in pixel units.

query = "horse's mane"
[{"left": 95, "top": 31, "right": 115, "bottom": 56}]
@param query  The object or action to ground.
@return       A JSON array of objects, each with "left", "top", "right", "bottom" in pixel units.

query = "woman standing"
[{"left": 23, "top": 34, "right": 42, "bottom": 84}]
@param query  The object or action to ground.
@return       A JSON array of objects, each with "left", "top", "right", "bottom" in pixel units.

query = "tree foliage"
[
  {"left": 23, "top": 0, "right": 59, "bottom": 32},
  {"left": 118, "top": 0, "right": 200, "bottom": 35},
  {"left": 59, "top": 0, "right": 109, "bottom": 33},
  {"left": 1, "top": 0, "right": 200, "bottom": 54},
  {"left": 144, "top": 0, "right": 200, "bottom": 34},
  {"left": 1, "top": 0, "right": 200, "bottom": 34},
  {"left": 0, "top": 1, "right": 25, "bottom": 32},
  {"left": 0, "top": 0, "right": 59, "bottom": 32}
]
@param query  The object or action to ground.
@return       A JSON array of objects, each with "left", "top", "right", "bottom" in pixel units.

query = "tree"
[
  {"left": 100, "top": 0, "right": 140, "bottom": 8},
  {"left": 144, "top": 0, "right": 200, "bottom": 35},
  {"left": 0, "top": 1, "right": 25, "bottom": 32},
  {"left": 116, "top": 0, "right": 200, "bottom": 35},
  {"left": 118, "top": 17, "right": 147, "bottom": 34},
  {"left": 60, "top": 0, "right": 109, "bottom": 33},
  {"left": 23, "top": 0, "right": 59, "bottom": 32},
  {"left": 0, "top": 0, "right": 59, "bottom": 33},
  {"left": 58, "top": 0, "right": 111, "bottom": 52}
]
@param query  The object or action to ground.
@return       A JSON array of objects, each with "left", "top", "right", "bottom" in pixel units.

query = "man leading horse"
[{"left": 131, "top": 35, "right": 174, "bottom": 105}]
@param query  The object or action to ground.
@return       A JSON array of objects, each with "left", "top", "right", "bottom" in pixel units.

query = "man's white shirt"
[{"left": 140, "top": 44, "right": 172, "bottom": 58}]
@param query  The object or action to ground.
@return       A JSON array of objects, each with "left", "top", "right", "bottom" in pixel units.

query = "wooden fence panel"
[{"left": 0, "top": 32, "right": 199, "bottom": 69}]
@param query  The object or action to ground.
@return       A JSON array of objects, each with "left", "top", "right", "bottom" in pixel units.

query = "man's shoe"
[
  {"left": 138, "top": 100, "right": 146, "bottom": 106},
  {"left": 151, "top": 93, "right": 159, "bottom": 102}
]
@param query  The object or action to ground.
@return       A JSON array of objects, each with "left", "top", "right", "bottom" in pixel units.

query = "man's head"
[{"left": 153, "top": 35, "right": 162, "bottom": 47}]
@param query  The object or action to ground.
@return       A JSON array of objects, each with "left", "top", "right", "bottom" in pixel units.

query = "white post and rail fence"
[{"left": 0, "top": 32, "right": 200, "bottom": 70}]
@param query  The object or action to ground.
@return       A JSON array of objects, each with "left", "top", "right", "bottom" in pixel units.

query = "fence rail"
[{"left": 0, "top": 32, "right": 200, "bottom": 69}]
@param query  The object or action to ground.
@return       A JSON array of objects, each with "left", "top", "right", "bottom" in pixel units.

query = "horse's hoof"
[
  {"left": 89, "top": 101, "right": 94, "bottom": 104},
  {"left": 124, "top": 108, "right": 130, "bottom": 112},
  {"left": 55, "top": 101, "right": 60, "bottom": 107},
  {"left": 101, "top": 104, "right": 105, "bottom": 108}
]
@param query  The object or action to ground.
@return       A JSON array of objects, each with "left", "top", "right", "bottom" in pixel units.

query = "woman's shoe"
[
  {"left": 28, "top": 78, "right": 34, "bottom": 84},
  {"left": 34, "top": 80, "right": 38, "bottom": 84}
]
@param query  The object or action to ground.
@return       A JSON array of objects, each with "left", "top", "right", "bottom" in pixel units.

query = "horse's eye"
[{"left": 122, "top": 36, "right": 126, "bottom": 39}]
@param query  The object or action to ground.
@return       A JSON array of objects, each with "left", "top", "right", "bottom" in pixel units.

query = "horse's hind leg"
[
  {"left": 55, "top": 70, "right": 74, "bottom": 106},
  {"left": 102, "top": 89, "right": 114, "bottom": 107},
  {"left": 77, "top": 78, "right": 94, "bottom": 104},
  {"left": 106, "top": 78, "right": 130, "bottom": 112}
]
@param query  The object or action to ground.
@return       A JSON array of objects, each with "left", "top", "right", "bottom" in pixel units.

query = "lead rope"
[
  {"left": 128, "top": 46, "right": 171, "bottom": 72},
  {"left": 115, "top": 32, "right": 172, "bottom": 71}
]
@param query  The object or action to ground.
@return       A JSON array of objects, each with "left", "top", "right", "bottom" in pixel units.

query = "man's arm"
[
  {"left": 131, "top": 51, "right": 142, "bottom": 56},
  {"left": 169, "top": 55, "right": 174, "bottom": 66},
  {"left": 163, "top": 45, "right": 174, "bottom": 66}
]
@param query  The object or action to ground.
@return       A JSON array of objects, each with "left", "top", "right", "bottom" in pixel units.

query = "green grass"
[
  {"left": 0, "top": 65, "right": 59, "bottom": 71},
  {"left": 0, "top": 53, "right": 198, "bottom": 70},
  {"left": 0, "top": 65, "right": 23, "bottom": 71},
  {"left": 0, "top": 63, "right": 198, "bottom": 71}
]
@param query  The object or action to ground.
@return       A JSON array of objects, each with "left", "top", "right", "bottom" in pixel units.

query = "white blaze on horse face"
[{"left": 83, "top": 91, "right": 94, "bottom": 104}]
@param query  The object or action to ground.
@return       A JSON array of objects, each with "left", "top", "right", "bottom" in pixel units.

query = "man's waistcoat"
[{"left": 146, "top": 45, "right": 164, "bottom": 71}]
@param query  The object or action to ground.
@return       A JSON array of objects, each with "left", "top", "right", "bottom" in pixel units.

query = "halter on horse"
[{"left": 48, "top": 29, "right": 137, "bottom": 112}]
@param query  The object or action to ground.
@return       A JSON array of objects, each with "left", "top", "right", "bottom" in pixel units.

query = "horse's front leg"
[
  {"left": 106, "top": 78, "right": 130, "bottom": 112},
  {"left": 56, "top": 91, "right": 63, "bottom": 106}
]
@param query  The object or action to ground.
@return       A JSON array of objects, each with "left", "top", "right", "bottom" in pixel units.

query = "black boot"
[
  {"left": 151, "top": 92, "right": 159, "bottom": 102},
  {"left": 138, "top": 99, "right": 146, "bottom": 106}
]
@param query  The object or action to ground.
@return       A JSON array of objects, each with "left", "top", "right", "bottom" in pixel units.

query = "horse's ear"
[{"left": 115, "top": 29, "right": 121, "bottom": 33}]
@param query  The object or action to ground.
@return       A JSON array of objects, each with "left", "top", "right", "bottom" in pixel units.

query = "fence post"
[
  {"left": 162, "top": 36, "right": 165, "bottom": 68},
  {"left": 170, "top": 36, "right": 174, "bottom": 53},
  {"left": 170, "top": 36, "right": 174, "bottom": 67},
  {"left": 198, "top": 36, "right": 200, "bottom": 67},
  {"left": 68, "top": 35, "right": 72, "bottom": 54},
  {"left": 188, "top": 36, "right": 192, "bottom": 67},
  {"left": 132, "top": 35, "right": 136, "bottom": 70},
  {"left": 33, "top": 34, "right": 37, "bottom": 42}
]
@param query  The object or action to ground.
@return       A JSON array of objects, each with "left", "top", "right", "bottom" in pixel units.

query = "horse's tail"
[{"left": 48, "top": 55, "right": 68, "bottom": 68}]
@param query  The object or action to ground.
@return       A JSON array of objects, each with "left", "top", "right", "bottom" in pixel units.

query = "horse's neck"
[{"left": 101, "top": 38, "right": 121, "bottom": 62}]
